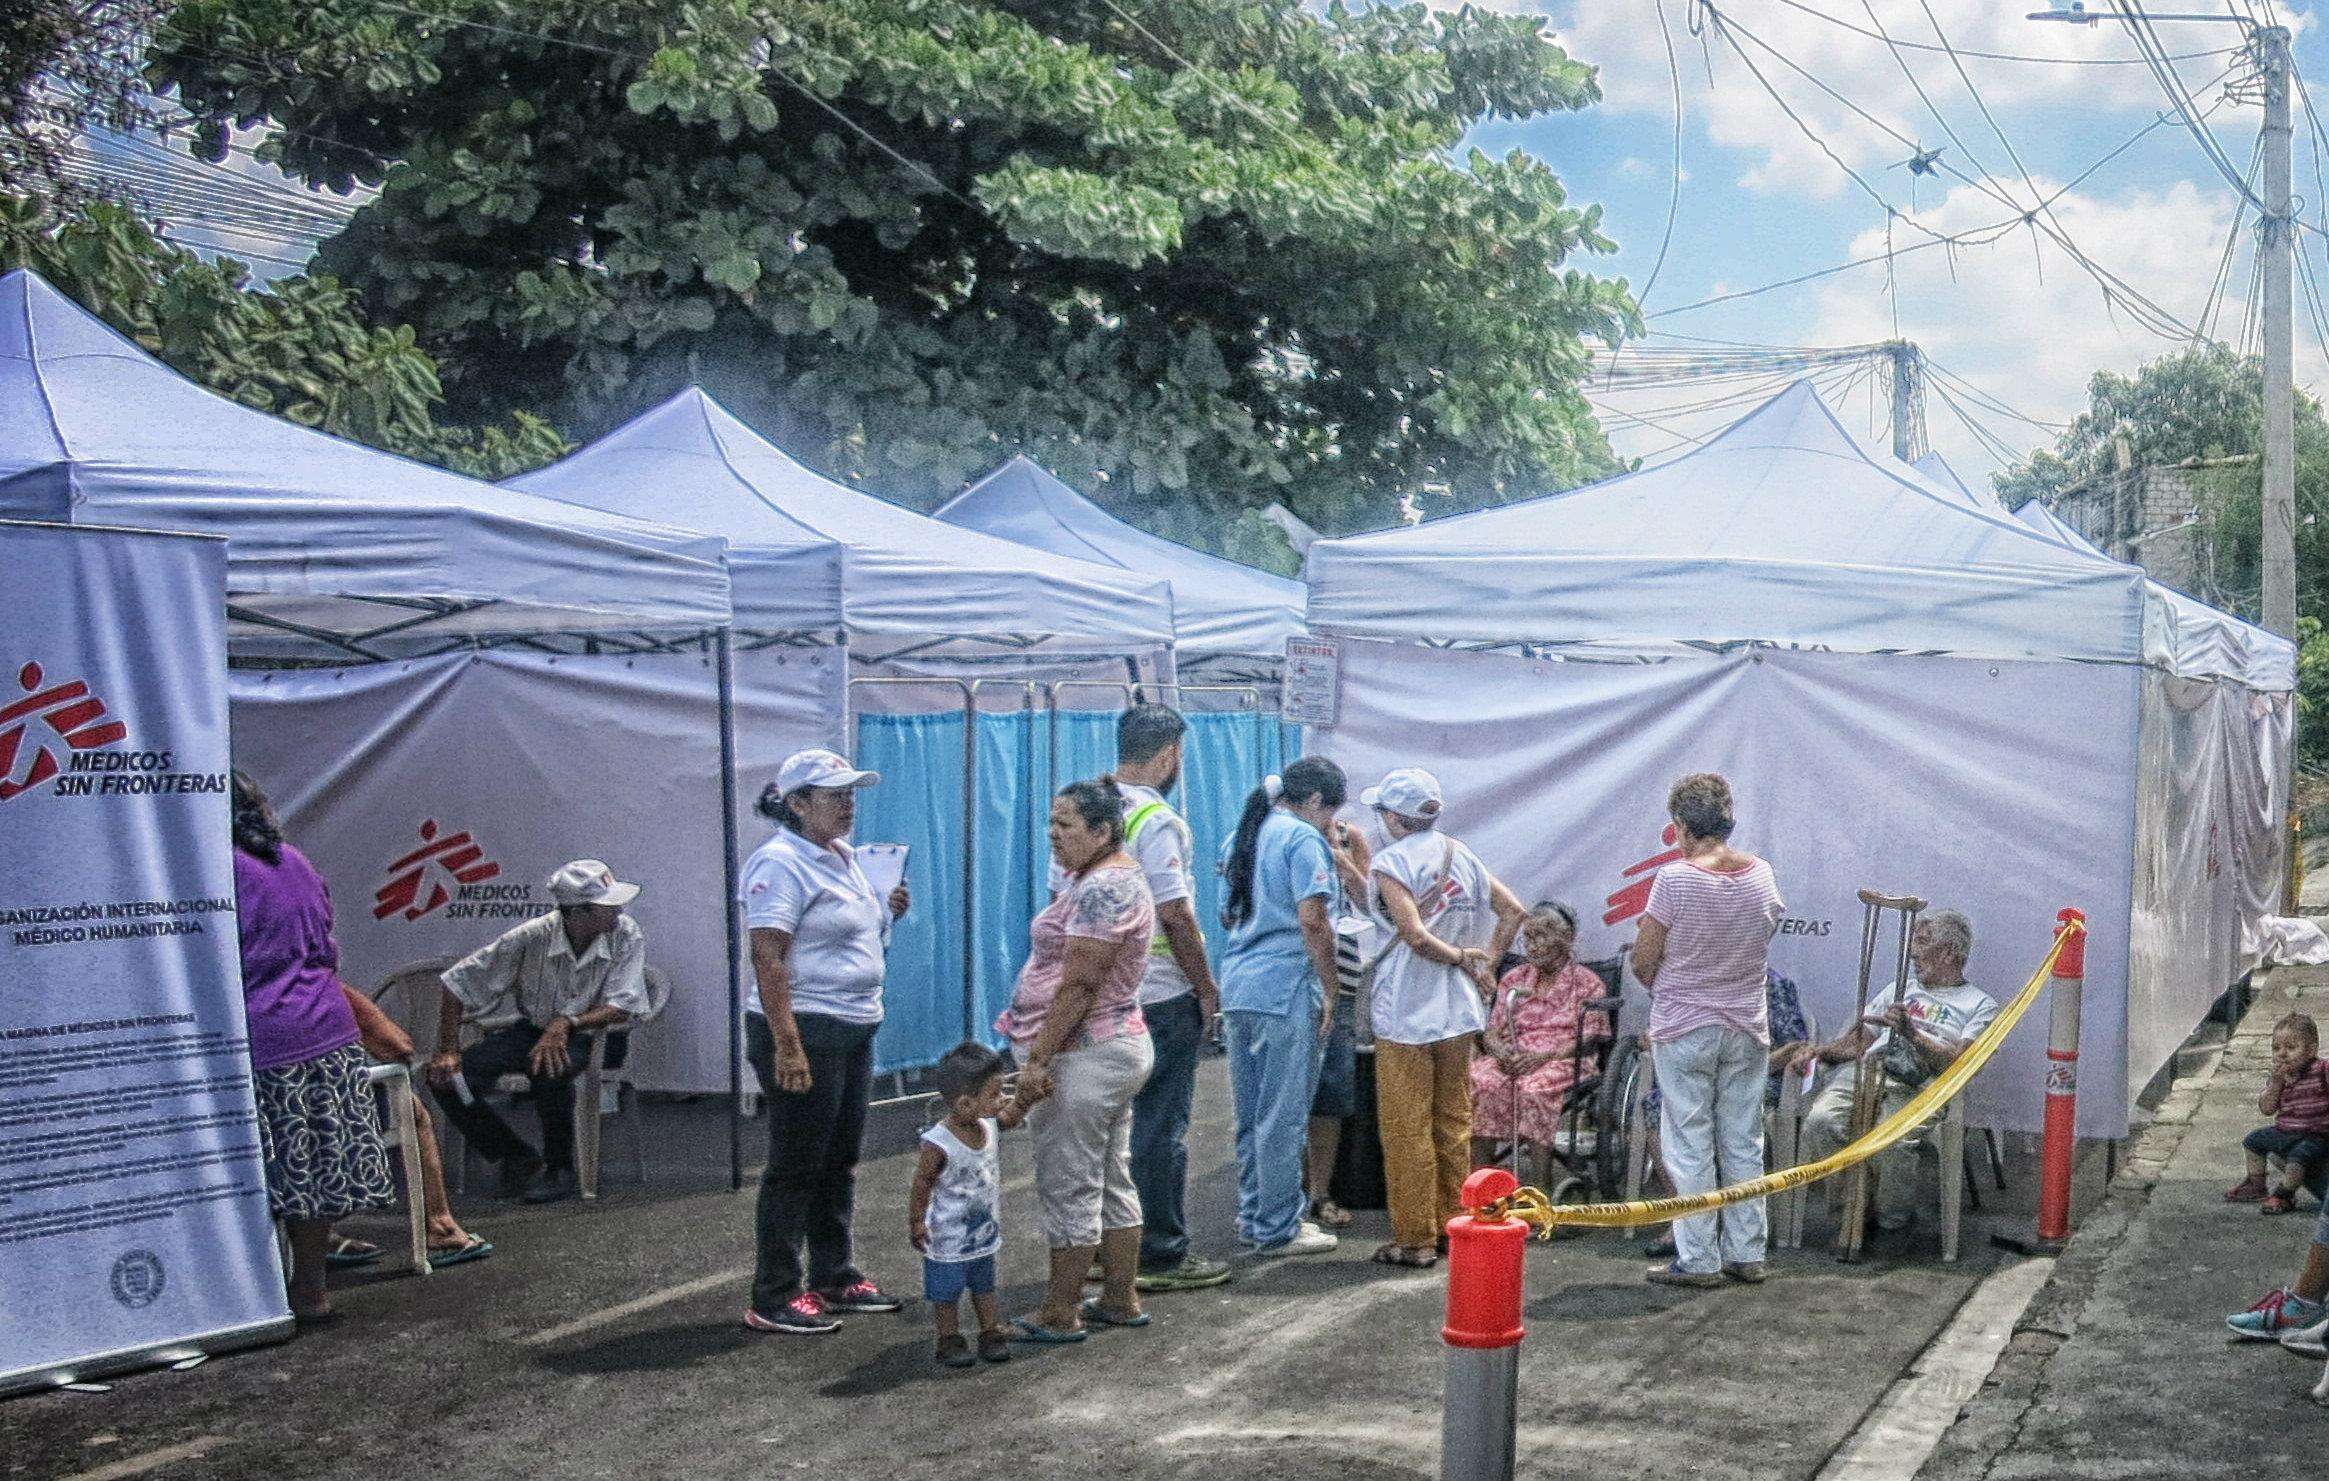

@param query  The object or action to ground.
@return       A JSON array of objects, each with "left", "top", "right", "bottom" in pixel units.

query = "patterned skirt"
[{"left": 253, "top": 1043, "right": 395, "bottom": 1222}]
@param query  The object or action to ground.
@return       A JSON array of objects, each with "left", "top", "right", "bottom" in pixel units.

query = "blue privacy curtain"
[
  {"left": 853, "top": 712, "right": 971, "bottom": 1074},
  {"left": 854, "top": 706, "right": 1300, "bottom": 1075}
]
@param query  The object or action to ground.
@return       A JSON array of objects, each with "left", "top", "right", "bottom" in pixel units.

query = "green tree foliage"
[
  {"left": 148, "top": 0, "right": 1639, "bottom": 551},
  {"left": 2299, "top": 615, "right": 2329, "bottom": 769},
  {"left": 2000, "top": 342, "right": 2329, "bottom": 762},
  {"left": 1, "top": 0, "right": 165, "bottom": 188},
  {"left": 0, "top": 193, "right": 565, "bottom": 478},
  {"left": 1996, "top": 342, "right": 2329, "bottom": 620}
]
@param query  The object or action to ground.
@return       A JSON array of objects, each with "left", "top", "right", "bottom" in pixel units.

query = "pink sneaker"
[
  {"left": 818, "top": 1279, "right": 902, "bottom": 1314},
  {"left": 743, "top": 1292, "right": 839, "bottom": 1335}
]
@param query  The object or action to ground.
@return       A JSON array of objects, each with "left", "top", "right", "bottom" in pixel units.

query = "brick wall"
[{"left": 2047, "top": 466, "right": 2205, "bottom": 593}]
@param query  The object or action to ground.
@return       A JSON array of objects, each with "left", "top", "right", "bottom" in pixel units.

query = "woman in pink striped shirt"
[{"left": 1631, "top": 773, "right": 1784, "bottom": 1288}]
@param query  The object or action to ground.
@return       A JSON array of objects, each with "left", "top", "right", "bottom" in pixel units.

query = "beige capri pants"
[{"left": 1026, "top": 1031, "right": 1155, "bottom": 1249}]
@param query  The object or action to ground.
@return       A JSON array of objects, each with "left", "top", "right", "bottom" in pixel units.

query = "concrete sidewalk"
[
  {"left": 1924, "top": 961, "right": 2329, "bottom": 1480},
  {"left": 1, "top": 1045, "right": 2064, "bottom": 1481}
]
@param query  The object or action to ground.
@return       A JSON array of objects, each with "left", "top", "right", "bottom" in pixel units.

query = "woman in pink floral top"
[
  {"left": 1468, "top": 903, "right": 1612, "bottom": 1161},
  {"left": 996, "top": 778, "right": 1156, "bottom": 1343}
]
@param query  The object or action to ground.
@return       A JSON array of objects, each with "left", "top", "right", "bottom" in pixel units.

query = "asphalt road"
[{"left": 8, "top": 1060, "right": 2028, "bottom": 1481}]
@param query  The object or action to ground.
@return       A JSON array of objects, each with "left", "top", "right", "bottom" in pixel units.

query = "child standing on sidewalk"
[
  {"left": 910, "top": 1042, "right": 1038, "bottom": 1367},
  {"left": 2227, "top": 1013, "right": 2329, "bottom": 1215}
]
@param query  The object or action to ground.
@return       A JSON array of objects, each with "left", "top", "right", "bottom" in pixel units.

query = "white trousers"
[{"left": 1653, "top": 1025, "right": 1769, "bottom": 1272}]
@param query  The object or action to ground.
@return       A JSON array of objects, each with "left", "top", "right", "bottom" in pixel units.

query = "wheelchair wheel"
[{"left": 1596, "top": 1036, "right": 1646, "bottom": 1199}]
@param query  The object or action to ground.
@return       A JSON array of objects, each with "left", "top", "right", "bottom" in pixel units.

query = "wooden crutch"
[{"left": 1837, "top": 888, "right": 1923, "bottom": 1263}]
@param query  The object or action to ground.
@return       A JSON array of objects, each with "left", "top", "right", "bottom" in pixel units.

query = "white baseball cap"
[
  {"left": 775, "top": 748, "right": 882, "bottom": 796},
  {"left": 1361, "top": 767, "right": 1443, "bottom": 821},
  {"left": 547, "top": 859, "right": 640, "bottom": 908}
]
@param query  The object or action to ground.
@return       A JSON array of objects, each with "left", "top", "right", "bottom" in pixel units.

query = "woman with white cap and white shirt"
[
  {"left": 1363, "top": 767, "right": 1526, "bottom": 1269},
  {"left": 739, "top": 749, "right": 911, "bottom": 1337}
]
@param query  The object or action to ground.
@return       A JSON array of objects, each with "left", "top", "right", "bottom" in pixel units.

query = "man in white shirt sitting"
[
  {"left": 428, "top": 860, "right": 650, "bottom": 1205},
  {"left": 1780, "top": 908, "right": 1997, "bottom": 1238}
]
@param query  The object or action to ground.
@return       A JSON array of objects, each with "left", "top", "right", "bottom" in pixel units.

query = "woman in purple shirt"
[{"left": 232, "top": 772, "right": 393, "bottom": 1323}]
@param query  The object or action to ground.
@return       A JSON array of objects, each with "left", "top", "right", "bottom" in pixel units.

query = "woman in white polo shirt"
[{"left": 739, "top": 749, "right": 910, "bottom": 1337}]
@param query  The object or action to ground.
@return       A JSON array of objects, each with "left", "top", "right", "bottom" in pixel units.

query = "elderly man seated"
[
  {"left": 428, "top": 860, "right": 649, "bottom": 1205},
  {"left": 1778, "top": 908, "right": 1997, "bottom": 1238}
]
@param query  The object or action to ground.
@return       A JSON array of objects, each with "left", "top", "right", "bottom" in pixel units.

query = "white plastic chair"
[
  {"left": 575, "top": 965, "right": 673, "bottom": 1199},
  {"left": 1779, "top": 1066, "right": 1969, "bottom": 1262},
  {"left": 363, "top": 1061, "right": 431, "bottom": 1277}
]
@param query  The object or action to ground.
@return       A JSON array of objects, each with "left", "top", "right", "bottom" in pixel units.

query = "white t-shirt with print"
[
  {"left": 738, "top": 827, "right": 891, "bottom": 1025},
  {"left": 1830, "top": 977, "right": 2000, "bottom": 1096},
  {"left": 920, "top": 1118, "right": 1002, "bottom": 1263},
  {"left": 1368, "top": 829, "right": 1497, "bottom": 1046},
  {"left": 1046, "top": 782, "right": 1196, "bottom": 1007}
]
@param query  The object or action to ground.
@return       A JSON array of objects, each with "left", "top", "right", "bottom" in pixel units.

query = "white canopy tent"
[
  {"left": 1912, "top": 449, "right": 2009, "bottom": 514},
  {"left": 510, "top": 390, "right": 1175, "bottom": 657},
  {"left": 170, "top": 386, "right": 1184, "bottom": 1099},
  {"left": 2012, "top": 495, "right": 2295, "bottom": 692},
  {"left": 1304, "top": 381, "right": 2290, "bottom": 1138},
  {"left": 0, "top": 270, "right": 730, "bottom": 652},
  {"left": 935, "top": 454, "right": 1306, "bottom": 672},
  {"left": 0, "top": 268, "right": 763, "bottom": 1184}
]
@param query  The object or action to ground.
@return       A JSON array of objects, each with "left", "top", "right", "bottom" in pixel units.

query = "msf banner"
[{"left": 0, "top": 522, "right": 291, "bottom": 1396}]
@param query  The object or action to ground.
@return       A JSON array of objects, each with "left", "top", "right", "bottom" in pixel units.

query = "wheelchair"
[{"left": 1483, "top": 949, "right": 1643, "bottom": 1228}]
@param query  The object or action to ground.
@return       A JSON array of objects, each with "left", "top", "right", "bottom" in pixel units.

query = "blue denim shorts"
[
  {"left": 923, "top": 1253, "right": 996, "bottom": 1304},
  {"left": 1311, "top": 993, "right": 1359, "bottom": 1119}
]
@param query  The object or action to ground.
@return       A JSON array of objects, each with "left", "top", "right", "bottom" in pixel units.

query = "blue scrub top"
[{"left": 1218, "top": 810, "right": 1340, "bottom": 1017}]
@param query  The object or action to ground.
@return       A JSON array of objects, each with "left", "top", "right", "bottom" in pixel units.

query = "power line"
[
  {"left": 1635, "top": 0, "right": 1687, "bottom": 314},
  {"left": 1704, "top": 3, "right": 2201, "bottom": 339},
  {"left": 1761, "top": 0, "right": 2240, "bottom": 66}
]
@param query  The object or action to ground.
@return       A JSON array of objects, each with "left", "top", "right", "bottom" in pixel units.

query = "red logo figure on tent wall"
[
  {"left": 374, "top": 820, "right": 502, "bottom": 921},
  {"left": 1602, "top": 823, "right": 1683, "bottom": 927},
  {"left": 0, "top": 661, "right": 129, "bottom": 802}
]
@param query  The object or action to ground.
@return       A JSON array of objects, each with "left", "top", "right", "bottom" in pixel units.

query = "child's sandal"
[{"left": 2263, "top": 1191, "right": 2297, "bottom": 1216}]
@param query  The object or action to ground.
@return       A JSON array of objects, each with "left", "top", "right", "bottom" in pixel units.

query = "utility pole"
[
  {"left": 2262, "top": 25, "right": 2298, "bottom": 641},
  {"left": 2029, "top": 7, "right": 2298, "bottom": 639},
  {"left": 1888, "top": 341, "right": 1922, "bottom": 463}
]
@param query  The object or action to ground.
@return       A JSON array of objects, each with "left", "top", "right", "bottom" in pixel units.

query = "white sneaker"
[
  {"left": 1258, "top": 1221, "right": 1339, "bottom": 1257},
  {"left": 2283, "top": 1316, "right": 2329, "bottom": 1357}
]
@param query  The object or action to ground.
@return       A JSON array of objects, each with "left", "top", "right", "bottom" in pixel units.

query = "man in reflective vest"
[{"left": 1105, "top": 704, "right": 1232, "bottom": 1291}]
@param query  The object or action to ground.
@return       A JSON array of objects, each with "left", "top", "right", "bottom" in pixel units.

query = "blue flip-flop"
[
  {"left": 1008, "top": 1315, "right": 1088, "bottom": 1344},
  {"left": 426, "top": 1237, "right": 493, "bottom": 1271},
  {"left": 1078, "top": 1298, "right": 1151, "bottom": 1328}
]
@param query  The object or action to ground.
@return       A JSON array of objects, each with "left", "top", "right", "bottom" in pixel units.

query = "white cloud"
[
  {"left": 1590, "top": 174, "right": 2329, "bottom": 482},
  {"left": 1556, "top": 0, "right": 2243, "bottom": 200},
  {"left": 1800, "top": 175, "right": 2329, "bottom": 481}
]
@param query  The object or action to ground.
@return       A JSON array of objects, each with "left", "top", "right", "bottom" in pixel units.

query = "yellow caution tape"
[{"left": 1484, "top": 917, "right": 2084, "bottom": 1236}]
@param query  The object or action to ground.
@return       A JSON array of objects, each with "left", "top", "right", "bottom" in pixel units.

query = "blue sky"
[{"left": 1476, "top": 0, "right": 2328, "bottom": 483}]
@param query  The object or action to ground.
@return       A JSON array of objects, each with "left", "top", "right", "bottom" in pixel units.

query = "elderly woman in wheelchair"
[{"left": 1469, "top": 902, "right": 1615, "bottom": 1172}]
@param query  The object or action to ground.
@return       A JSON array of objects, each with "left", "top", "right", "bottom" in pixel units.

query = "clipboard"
[{"left": 859, "top": 842, "right": 909, "bottom": 901}]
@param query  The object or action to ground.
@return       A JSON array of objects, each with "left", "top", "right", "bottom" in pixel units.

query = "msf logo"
[
  {"left": 0, "top": 662, "right": 129, "bottom": 802},
  {"left": 374, "top": 820, "right": 501, "bottom": 922},
  {"left": 1603, "top": 823, "right": 1683, "bottom": 927}
]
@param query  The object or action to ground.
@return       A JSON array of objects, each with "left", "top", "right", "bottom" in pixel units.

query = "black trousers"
[
  {"left": 748, "top": 1011, "right": 876, "bottom": 1312},
  {"left": 437, "top": 1021, "right": 627, "bottom": 1173}
]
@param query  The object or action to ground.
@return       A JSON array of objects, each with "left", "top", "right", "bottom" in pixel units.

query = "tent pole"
[
  {"left": 716, "top": 629, "right": 746, "bottom": 1194},
  {"left": 962, "top": 682, "right": 979, "bottom": 1044}
]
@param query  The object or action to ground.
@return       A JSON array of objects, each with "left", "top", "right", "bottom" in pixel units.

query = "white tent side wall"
[
  {"left": 1308, "top": 635, "right": 2140, "bottom": 1139},
  {"left": 2126, "top": 672, "right": 2293, "bottom": 1108},
  {"left": 228, "top": 649, "right": 844, "bottom": 1095}
]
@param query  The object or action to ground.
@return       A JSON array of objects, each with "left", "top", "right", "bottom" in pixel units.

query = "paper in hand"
[{"left": 859, "top": 842, "right": 910, "bottom": 901}]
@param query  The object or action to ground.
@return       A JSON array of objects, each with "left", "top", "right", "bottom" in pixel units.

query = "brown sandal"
[
  {"left": 1311, "top": 1198, "right": 1354, "bottom": 1230},
  {"left": 1371, "top": 1242, "right": 1437, "bottom": 1269}
]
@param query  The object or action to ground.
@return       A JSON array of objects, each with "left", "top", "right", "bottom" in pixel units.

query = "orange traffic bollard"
[
  {"left": 1442, "top": 1167, "right": 1528, "bottom": 1481},
  {"left": 1997, "top": 908, "right": 2086, "bottom": 1258}
]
